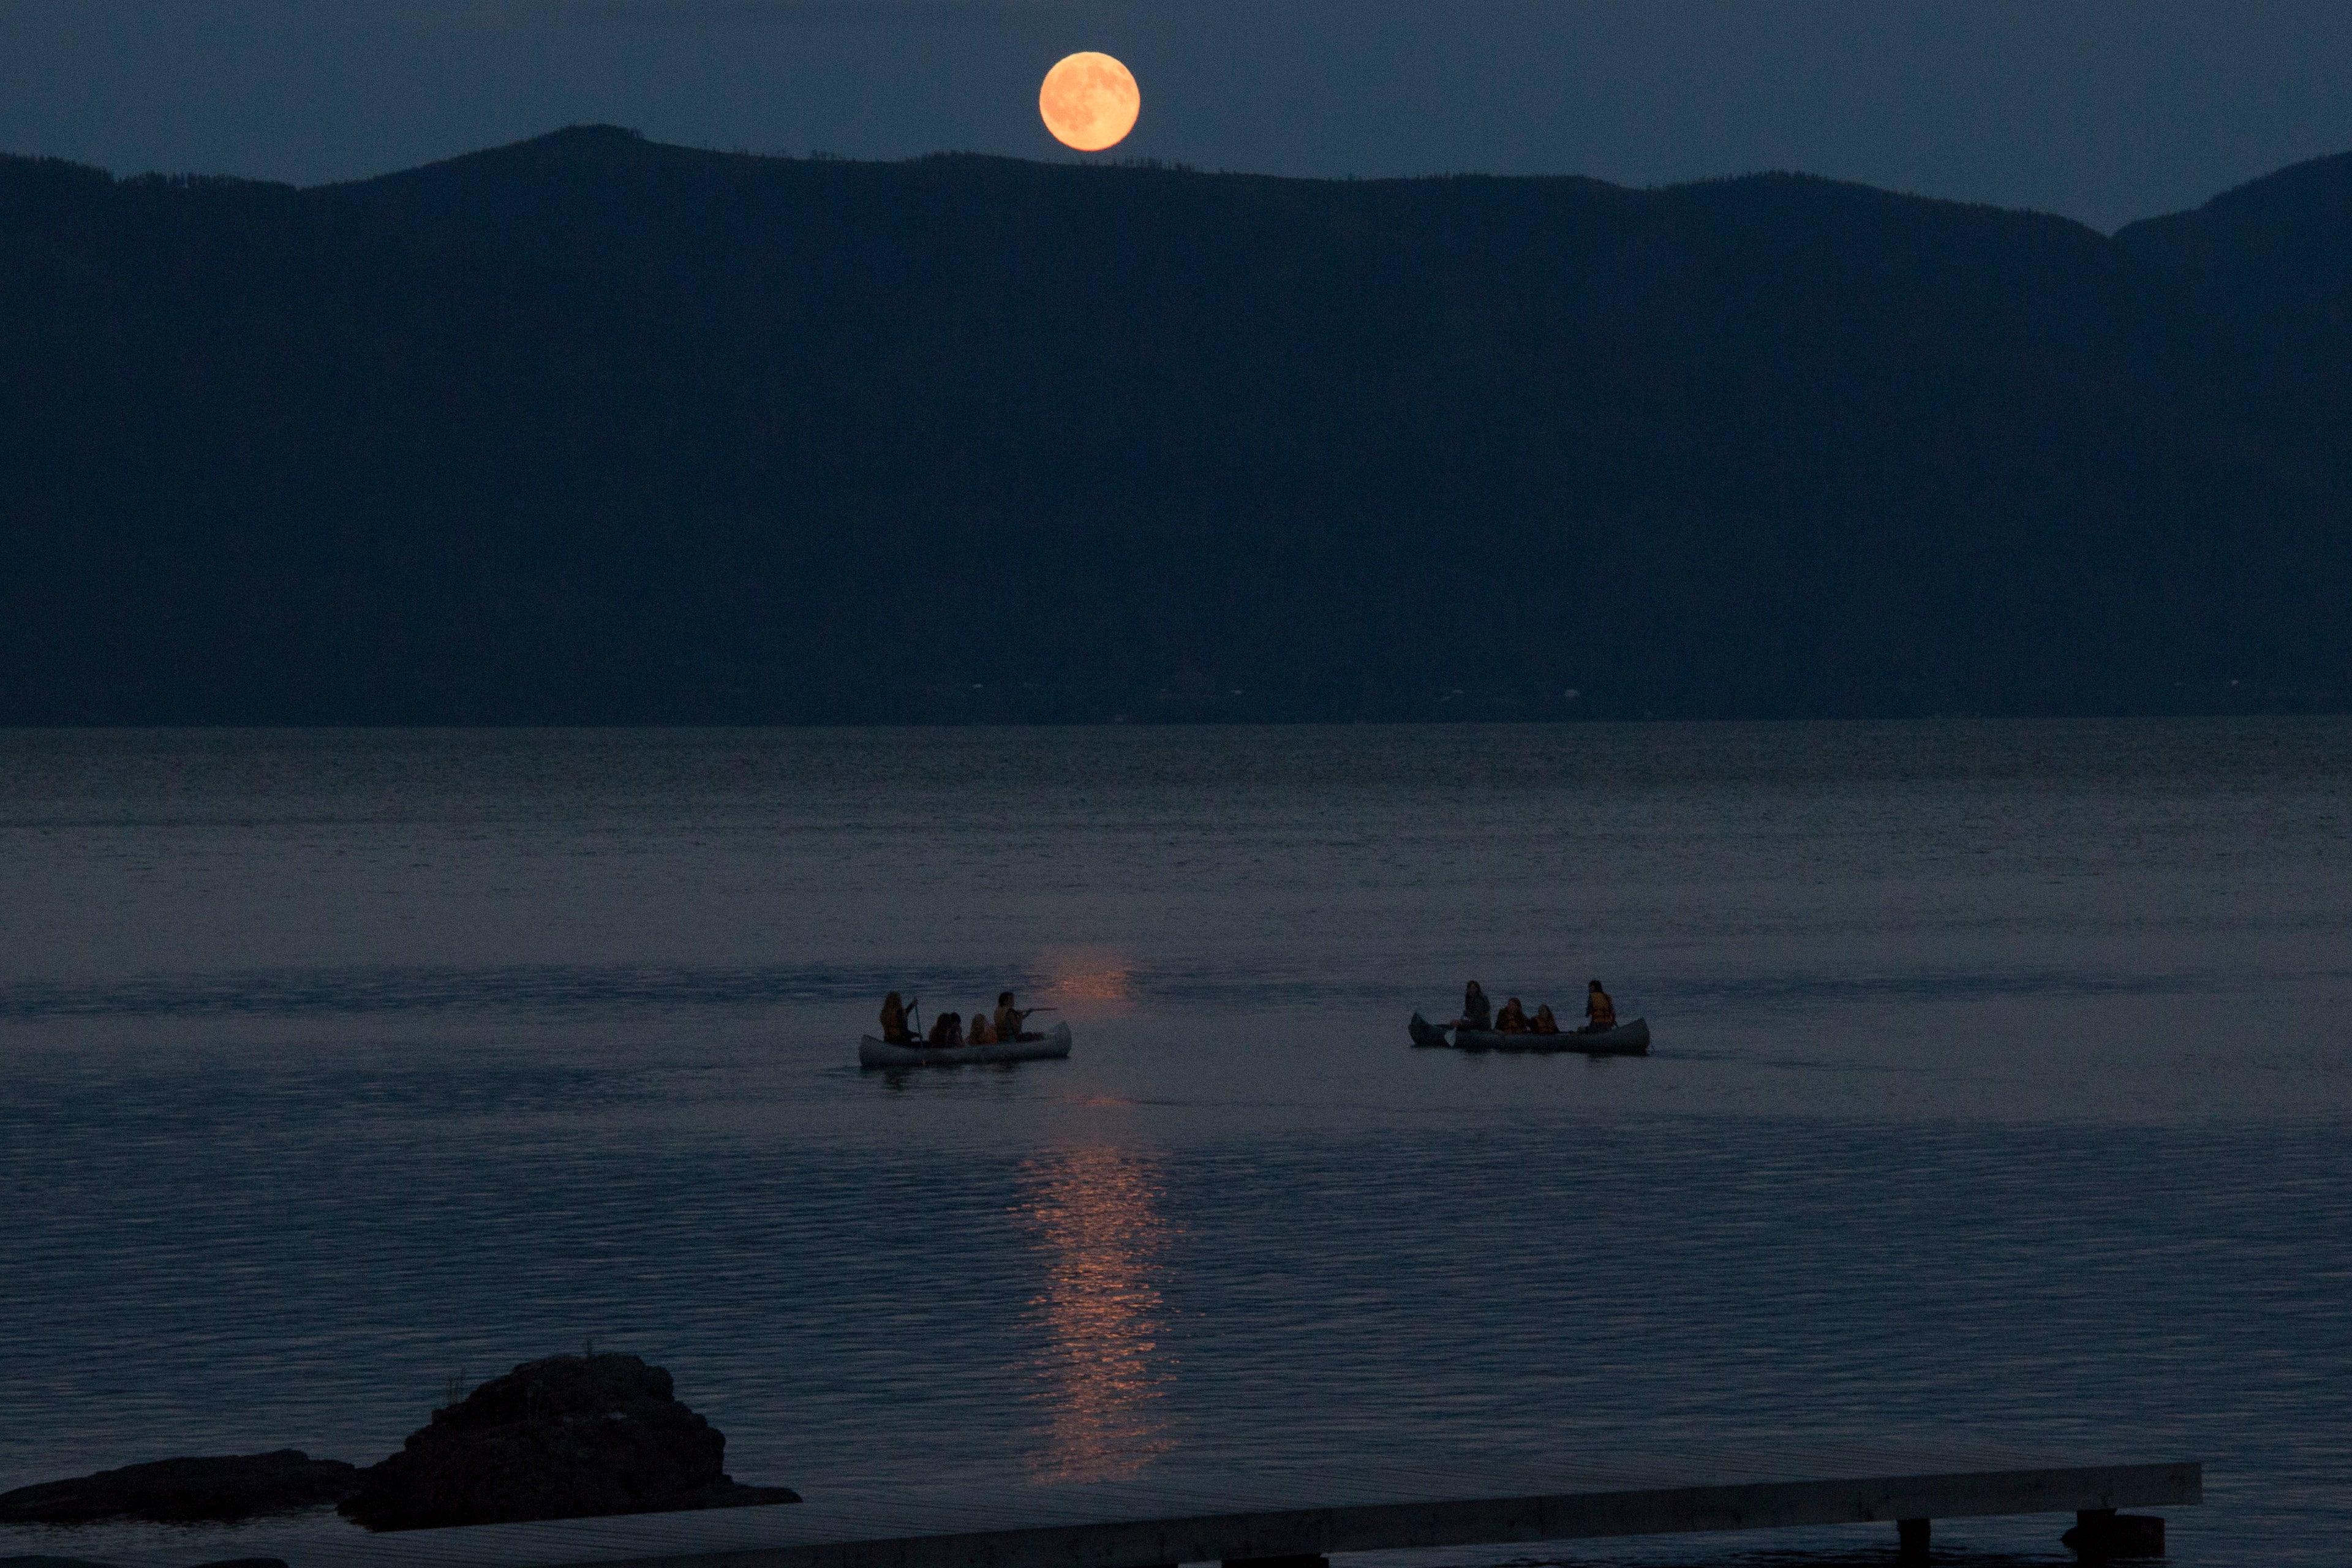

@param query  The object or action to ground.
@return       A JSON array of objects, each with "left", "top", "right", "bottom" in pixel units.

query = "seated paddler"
[
  {"left": 1453, "top": 980, "right": 1492, "bottom": 1033},
  {"left": 993, "top": 990, "right": 1041, "bottom": 1042},
  {"left": 1494, "top": 997, "right": 1530, "bottom": 1033},
  {"left": 927, "top": 1011, "right": 964, "bottom": 1049},
  {"left": 1531, "top": 1004, "right": 1561, "bottom": 1035},
  {"left": 878, "top": 990, "right": 918, "bottom": 1044},
  {"left": 1582, "top": 979, "right": 1616, "bottom": 1034},
  {"left": 964, "top": 1008, "right": 997, "bottom": 1046}
]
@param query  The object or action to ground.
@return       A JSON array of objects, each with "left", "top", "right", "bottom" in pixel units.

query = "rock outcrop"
[
  {"left": 0, "top": 1452, "right": 358, "bottom": 1525},
  {"left": 338, "top": 1354, "right": 797, "bottom": 1531}
]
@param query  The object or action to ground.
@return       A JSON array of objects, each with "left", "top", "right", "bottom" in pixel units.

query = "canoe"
[
  {"left": 858, "top": 1020, "right": 1073, "bottom": 1068},
  {"left": 1409, "top": 1011, "right": 1649, "bottom": 1056}
]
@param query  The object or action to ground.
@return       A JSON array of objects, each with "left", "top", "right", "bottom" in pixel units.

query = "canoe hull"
[
  {"left": 1409, "top": 1012, "right": 1649, "bottom": 1056},
  {"left": 859, "top": 1020, "right": 1073, "bottom": 1068}
]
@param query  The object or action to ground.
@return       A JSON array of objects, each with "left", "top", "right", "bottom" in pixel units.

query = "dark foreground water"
[{"left": 2, "top": 723, "right": 2347, "bottom": 1568}]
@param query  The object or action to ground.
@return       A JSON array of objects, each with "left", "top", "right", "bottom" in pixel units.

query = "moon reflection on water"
[{"left": 1014, "top": 1146, "right": 1175, "bottom": 1482}]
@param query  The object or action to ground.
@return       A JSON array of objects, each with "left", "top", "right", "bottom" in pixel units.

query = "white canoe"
[
  {"left": 1410, "top": 1012, "right": 1649, "bottom": 1056},
  {"left": 858, "top": 1020, "right": 1073, "bottom": 1068}
]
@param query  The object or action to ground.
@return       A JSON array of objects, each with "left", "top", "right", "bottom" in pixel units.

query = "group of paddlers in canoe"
[
  {"left": 876, "top": 989, "right": 1050, "bottom": 1051},
  {"left": 1450, "top": 978, "right": 1617, "bottom": 1036}
]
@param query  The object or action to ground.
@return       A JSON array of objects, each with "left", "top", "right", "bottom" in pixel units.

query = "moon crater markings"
[{"left": 1040, "top": 52, "right": 1140, "bottom": 152}]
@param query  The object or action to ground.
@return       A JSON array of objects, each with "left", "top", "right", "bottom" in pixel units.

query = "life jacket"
[{"left": 1589, "top": 991, "right": 1616, "bottom": 1029}]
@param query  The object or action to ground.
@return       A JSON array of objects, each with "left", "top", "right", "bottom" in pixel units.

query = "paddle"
[{"left": 1005, "top": 1003, "right": 1057, "bottom": 1041}]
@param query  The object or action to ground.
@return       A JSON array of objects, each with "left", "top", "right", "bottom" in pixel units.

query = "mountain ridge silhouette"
[{"left": 2, "top": 127, "right": 2345, "bottom": 722}]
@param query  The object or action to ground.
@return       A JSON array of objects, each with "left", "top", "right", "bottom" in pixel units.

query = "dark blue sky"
[{"left": 4, "top": 0, "right": 2348, "bottom": 229}]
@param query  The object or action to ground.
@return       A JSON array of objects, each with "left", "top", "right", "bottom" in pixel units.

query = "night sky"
[{"left": 3, "top": 0, "right": 2349, "bottom": 228}]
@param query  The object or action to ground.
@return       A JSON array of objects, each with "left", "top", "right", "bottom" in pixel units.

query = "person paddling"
[
  {"left": 1453, "top": 981, "right": 1493, "bottom": 1033},
  {"left": 993, "top": 991, "right": 1043, "bottom": 1043},
  {"left": 879, "top": 990, "right": 918, "bottom": 1045},
  {"left": 1581, "top": 979, "right": 1617, "bottom": 1035},
  {"left": 1494, "top": 997, "right": 1531, "bottom": 1034}
]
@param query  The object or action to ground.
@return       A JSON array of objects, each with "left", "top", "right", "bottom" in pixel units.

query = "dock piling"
[{"left": 2063, "top": 1508, "right": 2166, "bottom": 1559}]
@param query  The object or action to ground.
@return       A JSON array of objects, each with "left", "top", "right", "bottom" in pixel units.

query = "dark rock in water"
[
  {"left": 0, "top": 1452, "right": 358, "bottom": 1526},
  {"left": 339, "top": 1353, "right": 798, "bottom": 1531}
]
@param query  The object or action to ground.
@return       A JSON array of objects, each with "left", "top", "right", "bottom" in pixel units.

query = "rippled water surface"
[{"left": 2, "top": 723, "right": 2348, "bottom": 1567}]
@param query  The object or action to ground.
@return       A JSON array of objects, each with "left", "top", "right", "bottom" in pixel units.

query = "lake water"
[{"left": 2, "top": 723, "right": 2348, "bottom": 1568}]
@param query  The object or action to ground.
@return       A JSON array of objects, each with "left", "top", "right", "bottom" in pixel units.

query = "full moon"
[{"left": 1039, "top": 52, "right": 1140, "bottom": 152}]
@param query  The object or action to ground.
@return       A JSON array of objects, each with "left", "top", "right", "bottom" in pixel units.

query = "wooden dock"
[
  {"left": 17, "top": 1453, "right": 2196, "bottom": 1568},
  {"left": 566, "top": 1460, "right": 2199, "bottom": 1568}
]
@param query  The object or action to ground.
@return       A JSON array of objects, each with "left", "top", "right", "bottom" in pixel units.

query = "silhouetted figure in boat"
[
  {"left": 879, "top": 991, "right": 917, "bottom": 1045},
  {"left": 964, "top": 1009, "right": 996, "bottom": 1046},
  {"left": 1582, "top": 980, "right": 1617, "bottom": 1034},
  {"left": 993, "top": 991, "right": 1043, "bottom": 1042},
  {"left": 1453, "top": 981, "right": 1491, "bottom": 1033},
  {"left": 927, "top": 1011, "right": 964, "bottom": 1049},
  {"left": 1494, "top": 997, "right": 1530, "bottom": 1034},
  {"left": 1531, "top": 1004, "right": 1561, "bottom": 1035}
]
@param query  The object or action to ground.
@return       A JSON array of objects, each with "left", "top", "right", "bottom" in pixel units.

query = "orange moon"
[{"left": 1039, "top": 52, "right": 1140, "bottom": 152}]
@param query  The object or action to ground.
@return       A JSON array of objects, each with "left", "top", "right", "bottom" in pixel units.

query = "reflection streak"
[{"left": 1013, "top": 1146, "right": 1175, "bottom": 1482}]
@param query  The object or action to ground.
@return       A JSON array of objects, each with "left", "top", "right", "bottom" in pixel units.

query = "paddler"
[
  {"left": 878, "top": 990, "right": 918, "bottom": 1045},
  {"left": 993, "top": 990, "right": 1042, "bottom": 1043},
  {"left": 1494, "top": 996, "right": 1531, "bottom": 1034},
  {"left": 1581, "top": 979, "right": 1616, "bottom": 1034},
  {"left": 965, "top": 1008, "right": 997, "bottom": 1046},
  {"left": 1453, "top": 980, "right": 1492, "bottom": 1033}
]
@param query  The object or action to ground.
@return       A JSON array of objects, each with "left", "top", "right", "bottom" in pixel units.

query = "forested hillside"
[{"left": 2, "top": 127, "right": 2346, "bottom": 722}]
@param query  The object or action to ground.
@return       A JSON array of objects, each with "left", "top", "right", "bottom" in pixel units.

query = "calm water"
[{"left": 2, "top": 723, "right": 2348, "bottom": 1568}]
